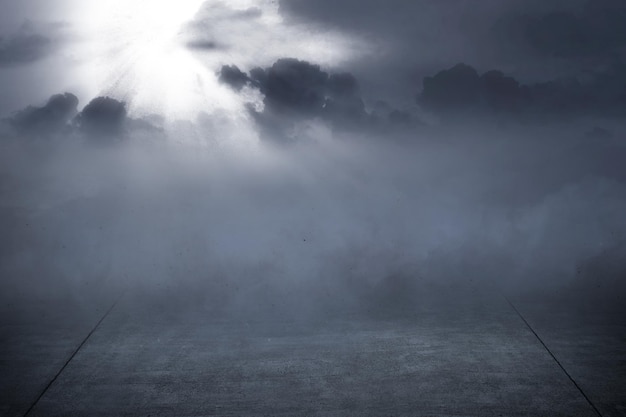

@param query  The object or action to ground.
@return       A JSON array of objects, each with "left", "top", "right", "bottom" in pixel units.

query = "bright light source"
[{"left": 66, "top": 0, "right": 362, "bottom": 123}]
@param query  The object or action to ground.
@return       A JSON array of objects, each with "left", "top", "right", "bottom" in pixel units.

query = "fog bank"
[{"left": 1, "top": 117, "right": 625, "bottom": 318}]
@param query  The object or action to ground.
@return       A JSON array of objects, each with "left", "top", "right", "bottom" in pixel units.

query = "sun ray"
[{"left": 66, "top": 0, "right": 362, "bottom": 125}]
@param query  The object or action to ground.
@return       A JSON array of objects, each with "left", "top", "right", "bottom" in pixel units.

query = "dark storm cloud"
[
  {"left": 0, "top": 19, "right": 71, "bottom": 116},
  {"left": 278, "top": 0, "right": 626, "bottom": 103},
  {"left": 220, "top": 56, "right": 626, "bottom": 134},
  {"left": 219, "top": 59, "right": 367, "bottom": 120},
  {"left": 277, "top": 0, "right": 583, "bottom": 61},
  {"left": 493, "top": 0, "right": 626, "bottom": 62},
  {"left": 218, "top": 58, "right": 419, "bottom": 139},
  {"left": 233, "top": 58, "right": 370, "bottom": 140},
  {"left": 4, "top": 94, "right": 163, "bottom": 142},
  {"left": 0, "top": 31, "right": 52, "bottom": 67},
  {"left": 417, "top": 62, "right": 626, "bottom": 120},
  {"left": 8, "top": 92, "right": 78, "bottom": 136},
  {"left": 75, "top": 97, "right": 164, "bottom": 142},
  {"left": 77, "top": 97, "right": 128, "bottom": 136},
  {"left": 278, "top": 0, "right": 505, "bottom": 102},
  {"left": 218, "top": 65, "right": 249, "bottom": 91},
  {"left": 277, "top": 1, "right": 530, "bottom": 69},
  {"left": 0, "top": 19, "right": 67, "bottom": 68},
  {"left": 253, "top": 58, "right": 330, "bottom": 116}
]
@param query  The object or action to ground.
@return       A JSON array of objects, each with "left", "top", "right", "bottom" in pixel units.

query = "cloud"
[
  {"left": 185, "top": 40, "right": 221, "bottom": 51},
  {"left": 77, "top": 97, "right": 128, "bottom": 136},
  {"left": 238, "top": 59, "right": 369, "bottom": 119},
  {"left": 218, "top": 65, "right": 250, "bottom": 91},
  {"left": 418, "top": 62, "right": 626, "bottom": 120},
  {"left": 218, "top": 58, "right": 408, "bottom": 140},
  {"left": 217, "top": 58, "right": 426, "bottom": 140},
  {"left": 327, "top": 72, "right": 360, "bottom": 98},
  {"left": 5, "top": 94, "right": 164, "bottom": 142},
  {"left": 494, "top": 0, "right": 626, "bottom": 61},
  {"left": 323, "top": 73, "right": 367, "bottom": 124},
  {"left": 7, "top": 92, "right": 78, "bottom": 136},
  {"left": 3, "top": 1, "right": 626, "bottom": 322},
  {"left": 481, "top": 70, "right": 525, "bottom": 114},
  {"left": 254, "top": 58, "right": 330, "bottom": 115},
  {"left": 183, "top": 0, "right": 362, "bottom": 70},
  {"left": 76, "top": 96, "right": 165, "bottom": 142},
  {"left": 277, "top": 0, "right": 545, "bottom": 97},
  {"left": 0, "top": 32, "right": 52, "bottom": 67},
  {"left": 0, "top": 20, "right": 66, "bottom": 68},
  {"left": 278, "top": 0, "right": 626, "bottom": 105},
  {"left": 2, "top": 96, "right": 626, "bottom": 316},
  {"left": 420, "top": 64, "right": 483, "bottom": 115}
]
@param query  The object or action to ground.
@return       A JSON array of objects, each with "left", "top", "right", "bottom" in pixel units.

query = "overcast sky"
[
  {"left": 1, "top": 0, "right": 625, "bottom": 117},
  {"left": 2, "top": 0, "right": 626, "bottom": 314}
]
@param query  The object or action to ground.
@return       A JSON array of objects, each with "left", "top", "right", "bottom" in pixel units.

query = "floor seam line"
[
  {"left": 504, "top": 296, "right": 603, "bottom": 417},
  {"left": 22, "top": 297, "right": 121, "bottom": 417}
]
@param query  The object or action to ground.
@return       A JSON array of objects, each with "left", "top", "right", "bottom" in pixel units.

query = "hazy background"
[{"left": 1, "top": 0, "right": 625, "bottom": 320}]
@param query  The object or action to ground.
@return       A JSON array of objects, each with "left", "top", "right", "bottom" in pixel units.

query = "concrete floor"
[{"left": 1, "top": 287, "right": 625, "bottom": 417}]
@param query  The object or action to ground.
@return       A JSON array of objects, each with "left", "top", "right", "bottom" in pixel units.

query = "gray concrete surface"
[
  {"left": 0, "top": 293, "right": 117, "bottom": 417},
  {"left": 510, "top": 294, "right": 626, "bottom": 417},
  {"left": 3, "top": 286, "right": 624, "bottom": 416}
]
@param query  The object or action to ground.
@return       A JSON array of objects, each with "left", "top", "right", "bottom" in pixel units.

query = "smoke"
[{"left": 1, "top": 113, "right": 625, "bottom": 320}]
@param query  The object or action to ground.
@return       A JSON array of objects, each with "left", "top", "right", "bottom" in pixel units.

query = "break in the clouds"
[
  {"left": 1, "top": 0, "right": 626, "bottom": 120},
  {"left": 52, "top": 0, "right": 365, "bottom": 121},
  {"left": 183, "top": 0, "right": 363, "bottom": 69}
]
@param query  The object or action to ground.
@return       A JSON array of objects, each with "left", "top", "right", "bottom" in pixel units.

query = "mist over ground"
[
  {"left": 2, "top": 0, "right": 626, "bottom": 321},
  {"left": 2, "top": 93, "right": 625, "bottom": 320}
]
